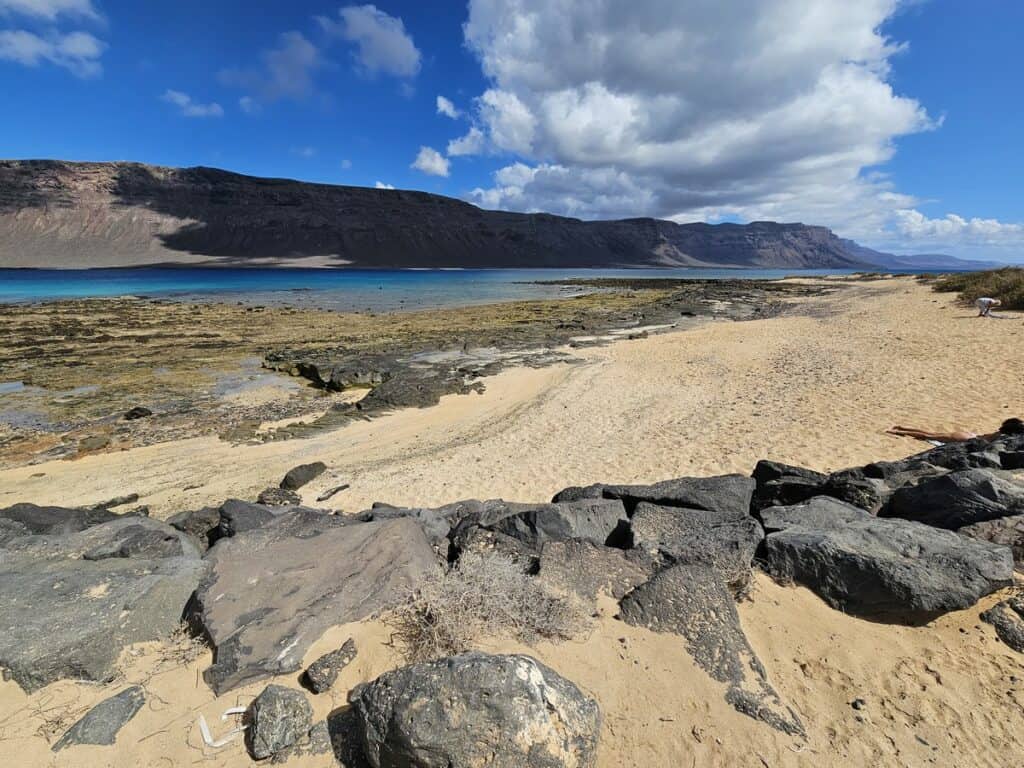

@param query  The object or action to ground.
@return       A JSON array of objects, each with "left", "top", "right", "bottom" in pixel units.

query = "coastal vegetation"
[
  {"left": 932, "top": 266, "right": 1024, "bottom": 310},
  {"left": 387, "top": 551, "right": 589, "bottom": 663}
]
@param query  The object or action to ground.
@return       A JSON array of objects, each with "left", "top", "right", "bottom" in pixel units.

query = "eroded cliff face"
[{"left": 0, "top": 160, "right": 874, "bottom": 269}]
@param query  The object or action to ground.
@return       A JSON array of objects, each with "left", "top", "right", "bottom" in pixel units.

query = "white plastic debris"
[{"left": 197, "top": 706, "right": 248, "bottom": 749}]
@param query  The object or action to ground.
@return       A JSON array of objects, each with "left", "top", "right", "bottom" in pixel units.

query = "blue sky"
[{"left": 1, "top": 0, "right": 1022, "bottom": 261}]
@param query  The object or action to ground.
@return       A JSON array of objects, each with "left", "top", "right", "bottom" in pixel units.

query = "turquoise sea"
[{"left": 0, "top": 267, "right": 914, "bottom": 312}]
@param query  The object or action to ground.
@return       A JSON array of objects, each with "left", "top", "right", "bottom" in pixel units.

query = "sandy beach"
[{"left": 2, "top": 276, "right": 1023, "bottom": 767}]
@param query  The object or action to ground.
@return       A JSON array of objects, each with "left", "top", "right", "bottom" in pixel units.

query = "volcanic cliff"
[{"left": 0, "top": 160, "right": 878, "bottom": 269}]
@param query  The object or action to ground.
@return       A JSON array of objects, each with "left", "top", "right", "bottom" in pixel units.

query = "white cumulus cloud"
[
  {"left": 161, "top": 89, "right": 224, "bottom": 118},
  {"left": 889, "top": 209, "right": 1024, "bottom": 249},
  {"left": 318, "top": 4, "right": 421, "bottom": 78},
  {"left": 0, "top": 28, "right": 104, "bottom": 77},
  {"left": 447, "top": 126, "right": 485, "bottom": 157},
  {"left": 436, "top": 94, "right": 460, "bottom": 119},
  {"left": 375, "top": 180, "right": 396, "bottom": 189},
  {"left": 0, "top": 0, "right": 98, "bottom": 20},
  {"left": 411, "top": 145, "right": 449, "bottom": 177},
  {"left": 458, "top": 0, "right": 989, "bottom": 252}
]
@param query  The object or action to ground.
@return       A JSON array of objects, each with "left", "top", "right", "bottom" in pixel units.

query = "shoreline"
[{"left": 3, "top": 274, "right": 1012, "bottom": 517}]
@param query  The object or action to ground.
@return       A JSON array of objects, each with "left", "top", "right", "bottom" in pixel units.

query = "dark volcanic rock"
[
  {"left": 0, "top": 502, "right": 118, "bottom": 536},
  {"left": 477, "top": 499, "right": 628, "bottom": 550},
  {"left": 350, "top": 653, "right": 601, "bottom": 768},
  {"left": 959, "top": 515, "right": 1024, "bottom": 569},
  {"left": 751, "top": 461, "right": 885, "bottom": 514},
  {"left": 192, "top": 511, "right": 437, "bottom": 693},
  {"left": 752, "top": 460, "right": 827, "bottom": 485},
  {"left": 763, "top": 497, "right": 1015, "bottom": 621},
  {"left": 0, "top": 517, "right": 205, "bottom": 691},
  {"left": 52, "top": 686, "right": 145, "bottom": 751},
  {"left": 537, "top": 540, "right": 654, "bottom": 600},
  {"left": 166, "top": 506, "right": 220, "bottom": 550},
  {"left": 760, "top": 496, "right": 871, "bottom": 531},
  {"left": 981, "top": 596, "right": 1024, "bottom": 653},
  {"left": 821, "top": 474, "right": 886, "bottom": 513},
  {"left": 353, "top": 500, "right": 478, "bottom": 553},
  {"left": 629, "top": 502, "right": 763, "bottom": 596},
  {"left": 280, "top": 461, "right": 327, "bottom": 490},
  {"left": 123, "top": 406, "right": 153, "bottom": 420},
  {"left": 81, "top": 523, "right": 184, "bottom": 560},
  {"left": 551, "top": 474, "right": 754, "bottom": 518},
  {"left": 882, "top": 469, "right": 1024, "bottom": 529},
  {"left": 619, "top": 564, "right": 803, "bottom": 736},
  {"left": 246, "top": 684, "right": 314, "bottom": 760},
  {"left": 752, "top": 475, "right": 825, "bottom": 512},
  {"left": 864, "top": 439, "right": 1001, "bottom": 483},
  {"left": 216, "top": 498, "right": 279, "bottom": 540},
  {"left": 257, "top": 487, "right": 302, "bottom": 506},
  {"left": 303, "top": 638, "right": 357, "bottom": 694}
]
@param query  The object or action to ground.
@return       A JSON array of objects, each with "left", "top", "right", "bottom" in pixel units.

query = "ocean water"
[{"left": 0, "top": 267, "right": 901, "bottom": 312}]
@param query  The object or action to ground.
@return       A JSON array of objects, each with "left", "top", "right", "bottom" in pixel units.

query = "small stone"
[
  {"left": 851, "top": 698, "right": 867, "bottom": 710},
  {"left": 303, "top": 638, "right": 357, "bottom": 693},
  {"left": 280, "top": 462, "right": 327, "bottom": 491},
  {"left": 246, "top": 685, "right": 314, "bottom": 760},
  {"left": 123, "top": 406, "right": 153, "bottom": 420},
  {"left": 52, "top": 686, "right": 145, "bottom": 751}
]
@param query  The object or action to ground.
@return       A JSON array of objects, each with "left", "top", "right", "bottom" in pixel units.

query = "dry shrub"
[
  {"left": 387, "top": 551, "right": 590, "bottom": 662},
  {"left": 931, "top": 267, "right": 1024, "bottom": 310}
]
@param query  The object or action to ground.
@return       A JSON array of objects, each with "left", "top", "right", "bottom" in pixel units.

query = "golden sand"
[{"left": 1, "top": 277, "right": 1022, "bottom": 767}]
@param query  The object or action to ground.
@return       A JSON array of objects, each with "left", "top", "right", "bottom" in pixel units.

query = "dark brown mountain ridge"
[{"left": 0, "top": 159, "right": 903, "bottom": 269}]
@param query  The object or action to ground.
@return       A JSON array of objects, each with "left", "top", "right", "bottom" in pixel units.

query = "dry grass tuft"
[
  {"left": 386, "top": 551, "right": 590, "bottom": 662},
  {"left": 931, "top": 267, "right": 1024, "bottom": 310}
]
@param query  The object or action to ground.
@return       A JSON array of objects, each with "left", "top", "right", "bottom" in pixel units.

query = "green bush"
[{"left": 931, "top": 267, "right": 1024, "bottom": 310}]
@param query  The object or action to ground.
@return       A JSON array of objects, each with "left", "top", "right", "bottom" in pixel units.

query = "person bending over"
[
  {"left": 887, "top": 417, "right": 1024, "bottom": 444},
  {"left": 976, "top": 297, "right": 1002, "bottom": 317}
]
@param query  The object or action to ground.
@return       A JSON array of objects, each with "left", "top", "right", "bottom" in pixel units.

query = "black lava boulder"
[{"left": 350, "top": 653, "right": 601, "bottom": 768}]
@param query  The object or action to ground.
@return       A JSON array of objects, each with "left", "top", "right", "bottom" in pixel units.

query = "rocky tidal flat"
[{"left": 0, "top": 278, "right": 833, "bottom": 467}]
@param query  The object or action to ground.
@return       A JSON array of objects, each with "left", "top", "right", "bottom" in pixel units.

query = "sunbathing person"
[{"left": 887, "top": 417, "right": 1024, "bottom": 444}]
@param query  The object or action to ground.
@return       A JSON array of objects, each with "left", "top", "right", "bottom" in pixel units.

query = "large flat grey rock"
[
  {"left": 0, "top": 517, "right": 205, "bottom": 692},
  {"left": 192, "top": 510, "right": 438, "bottom": 693}
]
